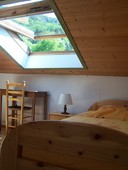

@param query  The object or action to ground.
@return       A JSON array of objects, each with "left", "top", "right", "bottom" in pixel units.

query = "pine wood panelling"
[
  {"left": 53, "top": 0, "right": 128, "bottom": 76},
  {"left": 0, "top": 0, "right": 128, "bottom": 76},
  {"left": 0, "top": 121, "right": 128, "bottom": 170}
]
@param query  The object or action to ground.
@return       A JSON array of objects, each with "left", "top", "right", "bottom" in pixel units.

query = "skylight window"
[
  {"left": 10, "top": 12, "right": 74, "bottom": 52},
  {"left": 0, "top": 0, "right": 86, "bottom": 69}
]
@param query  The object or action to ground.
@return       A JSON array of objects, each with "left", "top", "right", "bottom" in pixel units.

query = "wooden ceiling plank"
[{"left": 55, "top": 0, "right": 128, "bottom": 13}]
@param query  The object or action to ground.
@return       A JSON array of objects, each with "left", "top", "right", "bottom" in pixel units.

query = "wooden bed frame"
[{"left": 0, "top": 121, "right": 128, "bottom": 170}]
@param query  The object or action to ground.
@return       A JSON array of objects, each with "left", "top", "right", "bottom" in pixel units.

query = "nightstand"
[{"left": 49, "top": 112, "right": 72, "bottom": 120}]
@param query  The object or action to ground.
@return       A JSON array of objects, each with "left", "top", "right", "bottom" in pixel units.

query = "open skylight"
[
  {"left": 9, "top": 12, "right": 74, "bottom": 52},
  {"left": 0, "top": 0, "right": 86, "bottom": 69}
]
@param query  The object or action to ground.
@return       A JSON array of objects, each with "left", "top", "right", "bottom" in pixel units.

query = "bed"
[
  {"left": 64, "top": 100, "right": 128, "bottom": 134},
  {"left": 0, "top": 100, "right": 128, "bottom": 170}
]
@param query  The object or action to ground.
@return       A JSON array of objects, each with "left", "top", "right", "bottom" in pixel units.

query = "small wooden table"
[{"left": 0, "top": 89, "right": 49, "bottom": 131}]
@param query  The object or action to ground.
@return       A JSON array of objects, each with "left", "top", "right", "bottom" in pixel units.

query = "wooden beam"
[{"left": 34, "top": 34, "right": 66, "bottom": 40}]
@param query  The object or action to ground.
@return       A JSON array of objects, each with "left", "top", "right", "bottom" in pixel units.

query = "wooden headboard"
[
  {"left": 0, "top": 121, "right": 128, "bottom": 170},
  {"left": 88, "top": 100, "right": 128, "bottom": 111}
]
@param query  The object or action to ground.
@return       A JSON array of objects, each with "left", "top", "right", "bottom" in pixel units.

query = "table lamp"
[{"left": 58, "top": 93, "right": 73, "bottom": 114}]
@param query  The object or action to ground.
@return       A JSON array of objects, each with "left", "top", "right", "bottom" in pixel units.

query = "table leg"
[
  {"left": 32, "top": 95, "right": 35, "bottom": 121},
  {"left": 43, "top": 94, "right": 48, "bottom": 120}
]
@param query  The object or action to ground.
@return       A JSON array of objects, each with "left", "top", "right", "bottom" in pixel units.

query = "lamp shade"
[{"left": 58, "top": 94, "right": 73, "bottom": 105}]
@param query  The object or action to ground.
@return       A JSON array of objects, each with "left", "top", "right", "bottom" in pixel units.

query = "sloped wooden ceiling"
[{"left": 0, "top": 0, "right": 128, "bottom": 76}]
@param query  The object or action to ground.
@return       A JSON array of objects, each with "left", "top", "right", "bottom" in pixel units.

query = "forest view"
[{"left": 11, "top": 13, "right": 74, "bottom": 52}]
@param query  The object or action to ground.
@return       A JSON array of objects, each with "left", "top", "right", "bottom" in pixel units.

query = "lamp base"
[{"left": 61, "top": 105, "right": 69, "bottom": 114}]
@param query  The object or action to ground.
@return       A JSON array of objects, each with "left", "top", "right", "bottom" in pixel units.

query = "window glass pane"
[
  {"left": 10, "top": 13, "right": 65, "bottom": 36},
  {"left": 9, "top": 12, "right": 74, "bottom": 52}
]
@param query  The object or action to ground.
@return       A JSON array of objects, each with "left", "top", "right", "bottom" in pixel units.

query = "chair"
[{"left": 6, "top": 80, "right": 32, "bottom": 133}]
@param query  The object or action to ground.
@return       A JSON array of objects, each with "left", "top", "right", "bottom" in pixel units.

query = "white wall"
[{"left": 0, "top": 73, "right": 128, "bottom": 124}]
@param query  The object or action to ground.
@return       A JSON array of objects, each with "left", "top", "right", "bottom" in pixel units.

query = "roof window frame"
[{"left": 0, "top": 0, "right": 87, "bottom": 69}]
